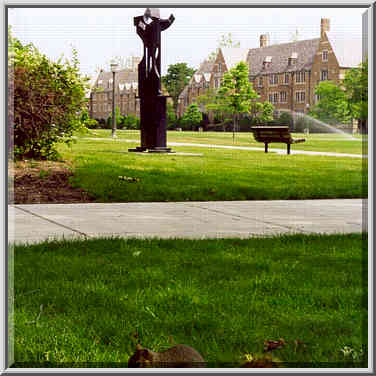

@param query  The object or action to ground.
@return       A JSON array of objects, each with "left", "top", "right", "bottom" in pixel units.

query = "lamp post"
[{"left": 110, "top": 63, "right": 119, "bottom": 138}]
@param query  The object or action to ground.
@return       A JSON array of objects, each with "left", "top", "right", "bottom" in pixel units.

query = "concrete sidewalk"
[{"left": 9, "top": 199, "right": 366, "bottom": 244}]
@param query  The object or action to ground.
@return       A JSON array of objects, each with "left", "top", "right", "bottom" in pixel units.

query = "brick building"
[
  {"left": 177, "top": 58, "right": 215, "bottom": 117},
  {"left": 89, "top": 58, "right": 141, "bottom": 121},
  {"left": 178, "top": 18, "right": 362, "bottom": 123}
]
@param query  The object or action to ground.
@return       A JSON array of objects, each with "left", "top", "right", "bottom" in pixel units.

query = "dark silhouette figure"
[{"left": 129, "top": 8, "right": 175, "bottom": 153}]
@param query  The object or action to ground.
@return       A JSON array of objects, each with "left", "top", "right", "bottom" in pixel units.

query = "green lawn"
[
  {"left": 84, "top": 129, "right": 367, "bottom": 155},
  {"left": 13, "top": 234, "right": 367, "bottom": 367},
  {"left": 59, "top": 135, "right": 366, "bottom": 203}
]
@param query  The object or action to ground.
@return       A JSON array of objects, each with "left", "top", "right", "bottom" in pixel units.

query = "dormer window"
[
  {"left": 263, "top": 56, "right": 272, "bottom": 69},
  {"left": 218, "top": 62, "right": 222, "bottom": 72},
  {"left": 288, "top": 52, "right": 298, "bottom": 66},
  {"left": 322, "top": 50, "right": 328, "bottom": 61}
]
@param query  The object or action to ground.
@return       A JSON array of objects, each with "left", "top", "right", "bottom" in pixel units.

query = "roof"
[
  {"left": 247, "top": 38, "right": 320, "bottom": 76},
  {"left": 178, "top": 57, "right": 214, "bottom": 99},
  {"left": 197, "top": 59, "right": 215, "bottom": 74},
  {"left": 220, "top": 47, "right": 250, "bottom": 70},
  {"left": 325, "top": 31, "right": 362, "bottom": 68},
  {"left": 93, "top": 68, "right": 138, "bottom": 92}
]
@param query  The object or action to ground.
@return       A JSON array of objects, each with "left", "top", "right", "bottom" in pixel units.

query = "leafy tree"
[
  {"left": 10, "top": 32, "right": 89, "bottom": 160},
  {"left": 206, "top": 61, "right": 273, "bottom": 140},
  {"left": 309, "top": 81, "right": 351, "bottom": 125},
  {"left": 180, "top": 103, "right": 203, "bottom": 130},
  {"left": 162, "top": 63, "right": 195, "bottom": 116},
  {"left": 248, "top": 101, "right": 274, "bottom": 125},
  {"left": 343, "top": 59, "right": 368, "bottom": 133}
]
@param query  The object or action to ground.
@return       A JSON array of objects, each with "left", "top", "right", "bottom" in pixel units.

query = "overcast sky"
[{"left": 8, "top": 7, "right": 366, "bottom": 82}]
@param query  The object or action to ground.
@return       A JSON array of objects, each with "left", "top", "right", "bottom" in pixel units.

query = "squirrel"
[{"left": 128, "top": 343, "right": 206, "bottom": 368}]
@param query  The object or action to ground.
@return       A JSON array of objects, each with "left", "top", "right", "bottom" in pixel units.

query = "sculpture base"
[{"left": 128, "top": 147, "right": 173, "bottom": 153}]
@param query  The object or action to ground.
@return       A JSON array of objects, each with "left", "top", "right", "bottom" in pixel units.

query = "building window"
[
  {"left": 321, "top": 70, "right": 328, "bottom": 81},
  {"left": 269, "top": 92, "right": 279, "bottom": 103},
  {"left": 269, "top": 74, "right": 278, "bottom": 85},
  {"left": 258, "top": 76, "right": 263, "bottom": 87},
  {"left": 280, "top": 91, "right": 287, "bottom": 103},
  {"left": 284, "top": 73, "right": 289, "bottom": 84},
  {"left": 218, "top": 62, "right": 222, "bottom": 73},
  {"left": 315, "top": 94, "right": 321, "bottom": 103},
  {"left": 322, "top": 50, "right": 328, "bottom": 61},
  {"left": 296, "top": 71, "right": 306, "bottom": 83},
  {"left": 295, "top": 91, "right": 305, "bottom": 103}
]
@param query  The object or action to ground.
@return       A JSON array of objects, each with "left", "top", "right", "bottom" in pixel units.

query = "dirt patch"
[{"left": 10, "top": 160, "right": 96, "bottom": 204}]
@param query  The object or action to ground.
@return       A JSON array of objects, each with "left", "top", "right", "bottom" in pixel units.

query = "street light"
[{"left": 110, "top": 62, "right": 119, "bottom": 138}]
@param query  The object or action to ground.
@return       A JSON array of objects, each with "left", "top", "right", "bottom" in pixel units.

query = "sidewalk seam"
[
  {"left": 14, "top": 206, "right": 90, "bottom": 238},
  {"left": 185, "top": 203, "right": 311, "bottom": 233}
]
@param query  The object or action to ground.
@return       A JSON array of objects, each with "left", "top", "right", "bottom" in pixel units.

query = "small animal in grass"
[
  {"left": 128, "top": 343, "right": 206, "bottom": 368},
  {"left": 241, "top": 353, "right": 282, "bottom": 368},
  {"left": 241, "top": 358, "right": 280, "bottom": 368}
]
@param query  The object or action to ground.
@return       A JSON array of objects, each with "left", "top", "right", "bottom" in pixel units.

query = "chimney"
[
  {"left": 260, "top": 34, "right": 269, "bottom": 48},
  {"left": 321, "top": 18, "right": 330, "bottom": 38}
]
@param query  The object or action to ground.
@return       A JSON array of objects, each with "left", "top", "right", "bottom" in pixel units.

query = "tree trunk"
[
  {"left": 233, "top": 114, "right": 237, "bottom": 142},
  {"left": 358, "top": 118, "right": 368, "bottom": 134}
]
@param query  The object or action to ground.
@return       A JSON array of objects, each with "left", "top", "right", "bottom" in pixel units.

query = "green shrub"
[
  {"left": 180, "top": 103, "right": 203, "bottom": 130},
  {"left": 106, "top": 106, "right": 122, "bottom": 129},
  {"left": 10, "top": 34, "right": 89, "bottom": 160},
  {"left": 122, "top": 114, "right": 140, "bottom": 130}
]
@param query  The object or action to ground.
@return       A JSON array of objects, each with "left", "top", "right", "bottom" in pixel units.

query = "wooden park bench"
[{"left": 250, "top": 126, "right": 306, "bottom": 155}]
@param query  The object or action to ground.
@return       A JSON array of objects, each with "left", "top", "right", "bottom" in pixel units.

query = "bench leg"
[
  {"left": 287, "top": 144, "right": 291, "bottom": 155},
  {"left": 265, "top": 143, "right": 268, "bottom": 153}
]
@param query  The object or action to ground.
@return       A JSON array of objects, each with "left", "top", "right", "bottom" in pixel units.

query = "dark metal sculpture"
[{"left": 129, "top": 8, "right": 175, "bottom": 153}]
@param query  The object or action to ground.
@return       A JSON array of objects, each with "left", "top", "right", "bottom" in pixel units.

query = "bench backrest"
[{"left": 251, "top": 126, "right": 292, "bottom": 143}]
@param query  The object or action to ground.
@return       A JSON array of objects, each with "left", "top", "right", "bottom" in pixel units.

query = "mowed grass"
[
  {"left": 13, "top": 234, "right": 367, "bottom": 367},
  {"left": 59, "top": 136, "right": 367, "bottom": 202},
  {"left": 85, "top": 129, "right": 367, "bottom": 155}
]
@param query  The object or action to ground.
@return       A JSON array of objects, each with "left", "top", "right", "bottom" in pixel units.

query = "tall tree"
[
  {"left": 309, "top": 81, "right": 351, "bottom": 125},
  {"left": 161, "top": 63, "right": 195, "bottom": 116},
  {"left": 205, "top": 61, "right": 273, "bottom": 141},
  {"left": 342, "top": 59, "right": 368, "bottom": 133}
]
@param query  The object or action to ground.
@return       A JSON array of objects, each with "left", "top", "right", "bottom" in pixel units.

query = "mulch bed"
[{"left": 10, "top": 160, "right": 96, "bottom": 204}]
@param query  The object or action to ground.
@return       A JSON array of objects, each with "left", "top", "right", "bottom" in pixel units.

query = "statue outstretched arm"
[{"left": 160, "top": 14, "right": 175, "bottom": 31}]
